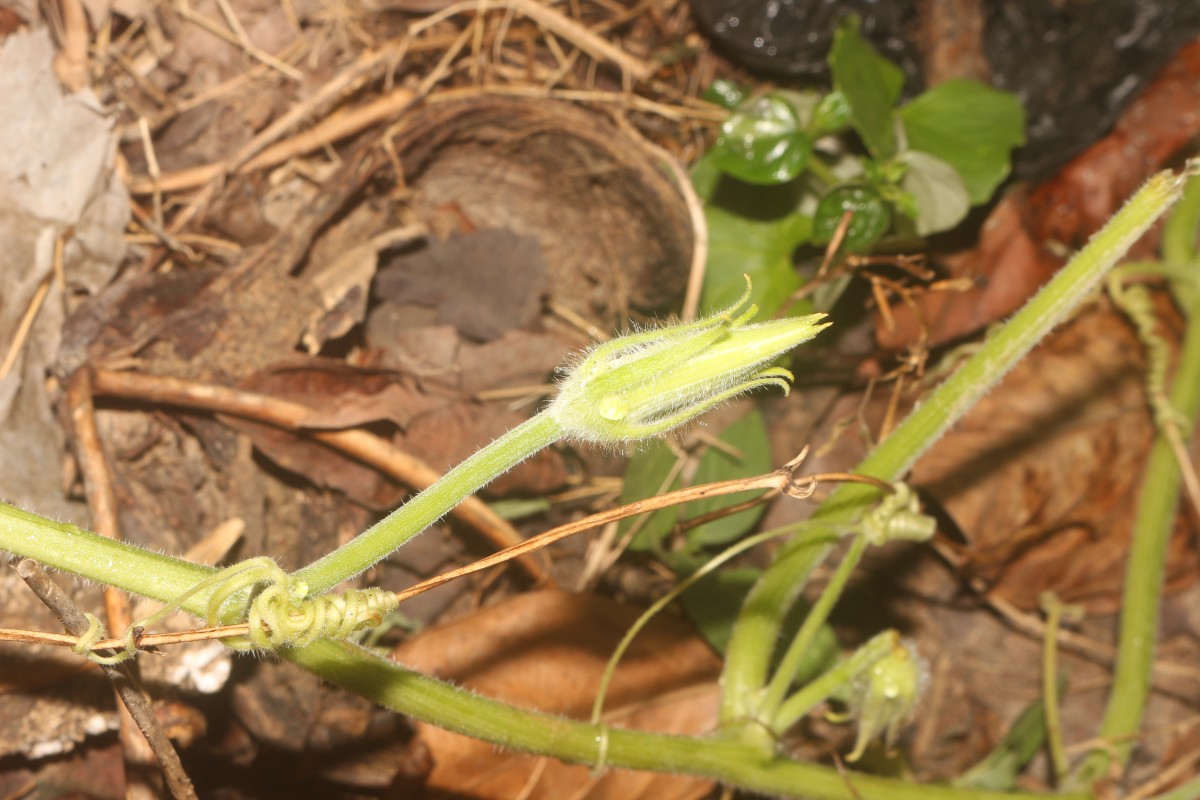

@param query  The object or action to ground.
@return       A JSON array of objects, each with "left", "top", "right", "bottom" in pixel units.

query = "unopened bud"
[
  {"left": 550, "top": 281, "right": 830, "bottom": 443},
  {"left": 847, "top": 639, "right": 924, "bottom": 762}
]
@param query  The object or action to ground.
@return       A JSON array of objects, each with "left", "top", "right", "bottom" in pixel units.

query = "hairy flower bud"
[
  {"left": 847, "top": 639, "right": 924, "bottom": 761},
  {"left": 549, "top": 284, "right": 830, "bottom": 443}
]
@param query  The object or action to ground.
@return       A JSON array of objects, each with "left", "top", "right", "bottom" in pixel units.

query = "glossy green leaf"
[
  {"left": 618, "top": 439, "right": 683, "bottom": 552},
  {"left": 899, "top": 150, "right": 971, "bottom": 235},
  {"left": 704, "top": 78, "right": 744, "bottom": 110},
  {"left": 684, "top": 410, "right": 772, "bottom": 549},
  {"left": 900, "top": 78, "right": 1025, "bottom": 204},
  {"left": 828, "top": 15, "right": 904, "bottom": 159},
  {"left": 712, "top": 94, "right": 813, "bottom": 185},
  {"left": 811, "top": 90, "right": 851, "bottom": 136},
  {"left": 693, "top": 150, "right": 808, "bottom": 317},
  {"left": 811, "top": 184, "right": 892, "bottom": 252}
]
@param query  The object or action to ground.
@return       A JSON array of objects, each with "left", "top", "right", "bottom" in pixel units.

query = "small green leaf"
[
  {"left": 899, "top": 150, "right": 971, "bottom": 235},
  {"left": 704, "top": 78, "right": 745, "bottom": 110},
  {"left": 829, "top": 15, "right": 905, "bottom": 159},
  {"left": 811, "top": 184, "right": 892, "bottom": 252},
  {"left": 900, "top": 78, "right": 1025, "bottom": 204},
  {"left": 713, "top": 95, "right": 813, "bottom": 185},
  {"left": 811, "top": 90, "right": 851, "bottom": 136},
  {"left": 618, "top": 439, "right": 682, "bottom": 552},
  {"left": 684, "top": 411, "right": 772, "bottom": 549}
]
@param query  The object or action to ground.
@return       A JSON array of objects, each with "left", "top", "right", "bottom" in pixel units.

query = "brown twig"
[
  {"left": 406, "top": 0, "right": 655, "bottom": 81},
  {"left": 0, "top": 274, "right": 51, "bottom": 381},
  {"left": 127, "top": 85, "right": 417, "bottom": 194},
  {"left": 65, "top": 370, "right": 173, "bottom": 799},
  {"left": 51, "top": 0, "right": 90, "bottom": 91},
  {"left": 89, "top": 368, "right": 551, "bottom": 583},
  {"left": 15, "top": 560, "right": 198, "bottom": 800}
]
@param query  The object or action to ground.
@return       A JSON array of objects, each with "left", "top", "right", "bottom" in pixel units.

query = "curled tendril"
[
  {"left": 72, "top": 612, "right": 137, "bottom": 665},
  {"left": 861, "top": 483, "right": 935, "bottom": 546},
  {"left": 1109, "top": 276, "right": 1190, "bottom": 433},
  {"left": 72, "top": 556, "right": 398, "bottom": 664}
]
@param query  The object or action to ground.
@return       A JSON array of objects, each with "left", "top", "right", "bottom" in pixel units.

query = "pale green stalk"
[
  {"left": 0, "top": 503, "right": 215, "bottom": 604},
  {"left": 591, "top": 522, "right": 841, "bottom": 726},
  {"left": 762, "top": 534, "right": 868, "bottom": 724},
  {"left": 0, "top": 167, "right": 1188, "bottom": 799},
  {"left": 1, "top": 502, "right": 1082, "bottom": 799},
  {"left": 773, "top": 629, "right": 898, "bottom": 733},
  {"left": 295, "top": 414, "right": 563, "bottom": 594},
  {"left": 286, "top": 638, "right": 1083, "bottom": 800},
  {"left": 0, "top": 415, "right": 564, "bottom": 611},
  {"left": 1040, "top": 595, "right": 1070, "bottom": 783}
]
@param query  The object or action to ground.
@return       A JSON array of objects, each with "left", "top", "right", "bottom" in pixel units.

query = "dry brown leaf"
[
  {"left": 391, "top": 589, "right": 721, "bottom": 800},
  {"left": 912, "top": 304, "right": 1200, "bottom": 611}
]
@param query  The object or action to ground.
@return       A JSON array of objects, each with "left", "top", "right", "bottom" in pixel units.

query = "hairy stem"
[{"left": 295, "top": 413, "right": 563, "bottom": 594}]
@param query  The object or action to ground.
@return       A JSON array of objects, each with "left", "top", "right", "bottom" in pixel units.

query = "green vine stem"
[
  {"left": 286, "top": 638, "right": 1085, "bottom": 800},
  {"left": 720, "top": 164, "right": 1196, "bottom": 729},
  {"left": 591, "top": 523, "right": 842, "bottom": 726},
  {"left": 1070, "top": 176, "right": 1200, "bottom": 785},
  {"left": 295, "top": 414, "right": 563, "bottom": 595},
  {"left": 761, "top": 533, "right": 869, "bottom": 725},
  {"left": 0, "top": 503, "right": 215, "bottom": 601},
  {"left": 0, "top": 504, "right": 1078, "bottom": 800}
]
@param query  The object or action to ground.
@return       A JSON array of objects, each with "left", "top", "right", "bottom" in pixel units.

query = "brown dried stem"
[{"left": 15, "top": 559, "right": 198, "bottom": 800}]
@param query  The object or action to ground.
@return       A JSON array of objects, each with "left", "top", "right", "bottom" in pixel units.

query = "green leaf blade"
[
  {"left": 828, "top": 16, "right": 905, "bottom": 159},
  {"left": 712, "top": 95, "right": 813, "bottom": 185},
  {"left": 899, "top": 150, "right": 971, "bottom": 235},
  {"left": 900, "top": 78, "right": 1026, "bottom": 204}
]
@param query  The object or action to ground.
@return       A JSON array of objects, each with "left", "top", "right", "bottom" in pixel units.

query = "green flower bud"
[
  {"left": 846, "top": 639, "right": 924, "bottom": 761},
  {"left": 550, "top": 283, "right": 830, "bottom": 443}
]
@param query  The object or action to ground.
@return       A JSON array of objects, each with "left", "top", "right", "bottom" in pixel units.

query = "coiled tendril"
[{"left": 73, "top": 557, "right": 398, "bottom": 664}]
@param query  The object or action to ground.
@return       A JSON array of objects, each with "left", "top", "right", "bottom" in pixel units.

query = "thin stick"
[
  {"left": 137, "top": 116, "right": 164, "bottom": 228},
  {"left": 0, "top": 274, "right": 51, "bottom": 381},
  {"left": 66, "top": 370, "right": 169, "bottom": 799},
  {"left": 89, "top": 368, "right": 550, "bottom": 583},
  {"left": 16, "top": 560, "right": 198, "bottom": 800},
  {"left": 407, "top": 0, "right": 654, "bottom": 81},
  {"left": 127, "top": 86, "right": 418, "bottom": 194},
  {"left": 51, "top": 0, "right": 89, "bottom": 90},
  {"left": 427, "top": 83, "right": 723, "bottom": 122},
  {"left": 613, "top": 116, "right": 707, "bottom": 322}
]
